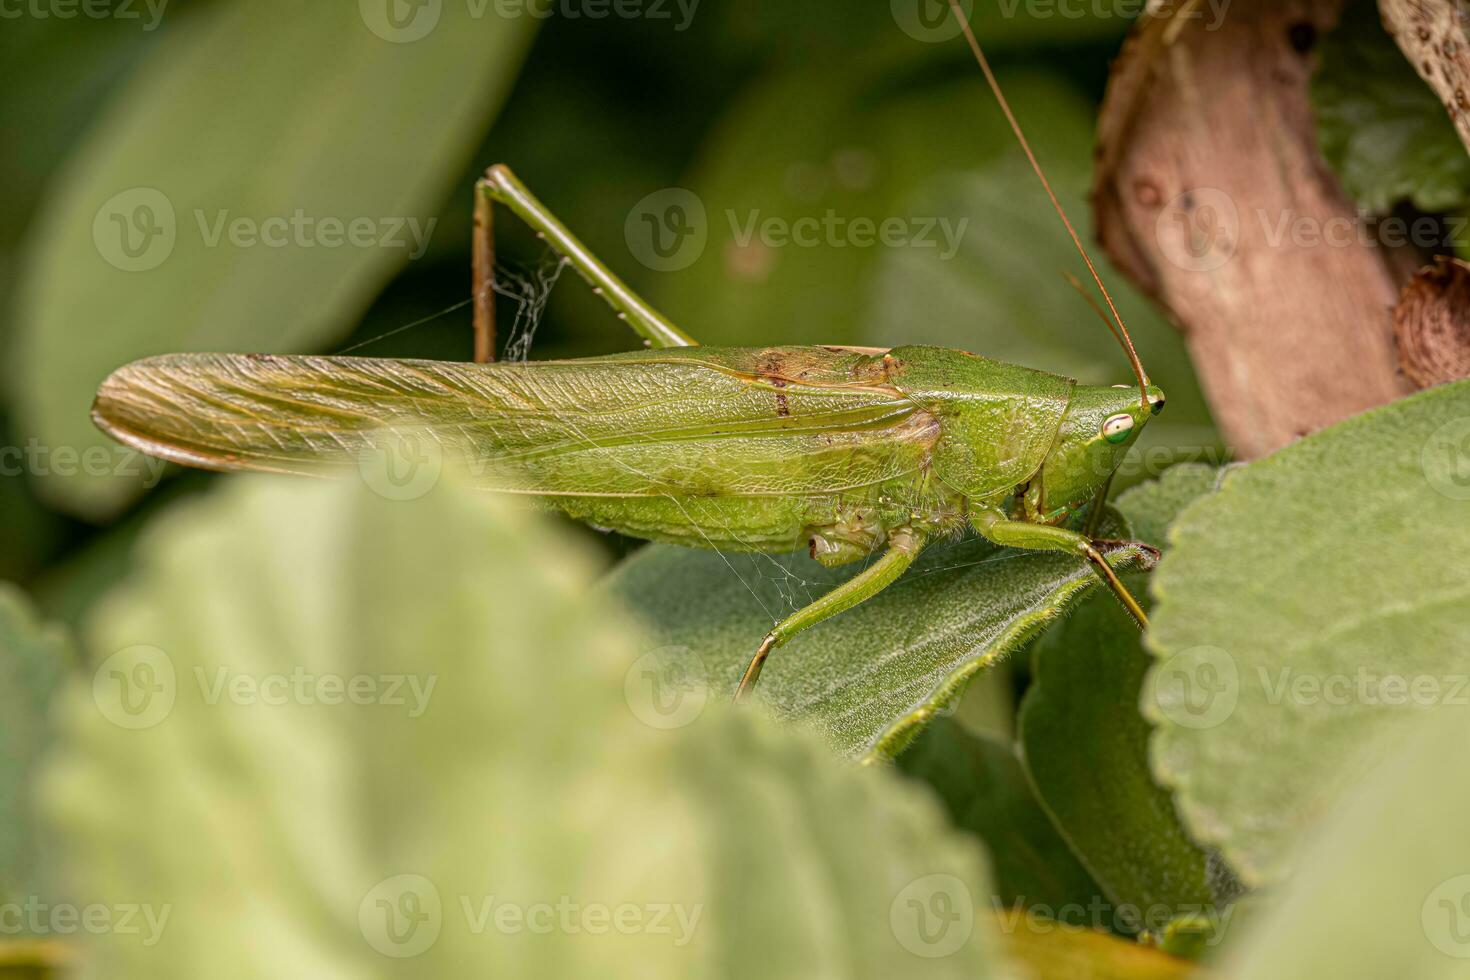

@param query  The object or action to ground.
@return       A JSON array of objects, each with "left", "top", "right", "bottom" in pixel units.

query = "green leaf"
[
  {"left": 899, "top": 718, "right": 1101, "bottom": 910},
  {"left": 1020, "top": 594, "right": 1226, "bottom": 936},
  {"left": 1113, "top": 464, "right": 1228, "bottom": 552},
  {"left": 14, "top": 0, "right": 537, "bottom": 519},
  {"left": 1142, "top": 379, "right": 1470, "bottom": 887},
  {"left": 1017, "top": 466, "right": 1231, "bottom": 943},
  {"left": 1217, "top": 706, "right": 1470, "bottom": 979},
  {"left": 42, "top": 470, "right": 1006, "bottom": 978},
  {"left": 0, "top": 585, "right": 70, "bottom": 908},
  {"left": 1313, "top": 0, "right": 1470, "bottom": 214},
  {"left": 605, "top": 514, "right": 1154, "bottom": 762}
]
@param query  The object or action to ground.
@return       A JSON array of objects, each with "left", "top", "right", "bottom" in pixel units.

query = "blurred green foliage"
[{"left": 1313, "top": 0, "right": 1470, "bottom": 215}]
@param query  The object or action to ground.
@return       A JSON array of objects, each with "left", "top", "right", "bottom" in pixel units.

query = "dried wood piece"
[
  {"left": 1093, "top": 0, "right": 1416, "bottom": 459},
  {"left": 1395, "top": 255, "right": 1470, "bottom": 386}
]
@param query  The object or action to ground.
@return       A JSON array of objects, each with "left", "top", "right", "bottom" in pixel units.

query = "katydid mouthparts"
[{"left": 91, "top": 0, "right": 1165, "bottom": 703}]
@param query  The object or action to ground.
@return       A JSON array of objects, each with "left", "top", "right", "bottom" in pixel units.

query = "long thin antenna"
[
  {"left": 946, "top": 0, "right": 1150, "bottom": 409},
  {"left": 1061, "top": 271, "right": 1126, "bottom": 348}
]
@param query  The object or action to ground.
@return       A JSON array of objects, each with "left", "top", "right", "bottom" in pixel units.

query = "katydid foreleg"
[{"left": 970, "top": 508, "right": 1150, "bottom": 629}]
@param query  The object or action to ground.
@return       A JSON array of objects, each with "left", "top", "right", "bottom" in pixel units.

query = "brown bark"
[
  {"left": 1092, "top": 0, "right": 1416, "bottom": 460},
  {"left": 1379, "top": 0, "right": 1470, "bottom": 150},
  {"left": 1395, "top": 255, "right": 1470, "bottom": 385}
]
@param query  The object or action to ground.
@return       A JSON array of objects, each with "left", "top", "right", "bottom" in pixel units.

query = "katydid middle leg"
[
  {"left": 734, "top": 528, "right": 926, "bottom": 703},
  {"left": 473, "top": 164, "right": 698, "bottom": 362},
  {"left": 971, "top": 508, "right": 1150, "bottom": 629}
]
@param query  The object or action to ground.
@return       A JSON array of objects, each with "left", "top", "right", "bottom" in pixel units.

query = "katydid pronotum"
[{"left": 91, "top": 2, "right": 1165, "bottom": 702}]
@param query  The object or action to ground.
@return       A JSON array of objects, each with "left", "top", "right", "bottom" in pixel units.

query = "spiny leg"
[
  {"left": 474, "top": 164, "right": 698, "bottom": 360},
  {"left": 735, "top": 528, "right": 925, "bottom": 703},
  {"left": 971, "top": 510, "right": 1149, "bottom": 629}
]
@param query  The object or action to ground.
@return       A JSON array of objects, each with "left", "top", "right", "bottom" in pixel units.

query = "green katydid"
[{"left": 90, "top": 3, "right": 1165, "bottom": 702}]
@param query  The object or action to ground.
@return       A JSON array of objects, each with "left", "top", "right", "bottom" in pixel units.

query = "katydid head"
[{"left": 1037, "top": 382, "right": 1166, "bottom": 516}]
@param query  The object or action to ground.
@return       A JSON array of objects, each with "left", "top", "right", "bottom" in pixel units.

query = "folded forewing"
[{"left": 93, "top": 348, "right": 941, "bottom": 498}]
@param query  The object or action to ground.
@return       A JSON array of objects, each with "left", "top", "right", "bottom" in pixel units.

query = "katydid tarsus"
[{"left": 91, "top": 1, "right": 1165, "bottom": 703}]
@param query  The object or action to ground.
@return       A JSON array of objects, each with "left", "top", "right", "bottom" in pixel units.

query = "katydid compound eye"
[{"left": 1101, "top": 413, "right": 1134, "bottom": 444}]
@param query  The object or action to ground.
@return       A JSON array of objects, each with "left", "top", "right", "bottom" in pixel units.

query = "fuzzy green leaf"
[
  {"left": 605, "top": 515, "right": 1154, "bottom": 762},
  {"left": 1017, "top": 466, "right": 1232, "bottom": 943},
  {"left": 1143, "top": 380, "right": 1470, "bottom": 887},
  {"left": 42, "top": 471, "right": 1005, "bottom": 978},
  {"left": 1219, "top": 706, "right": 1470, "bottom": 979},
  {"left": 898, "top": 719, "right": 1101, "bottom": 911}
]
